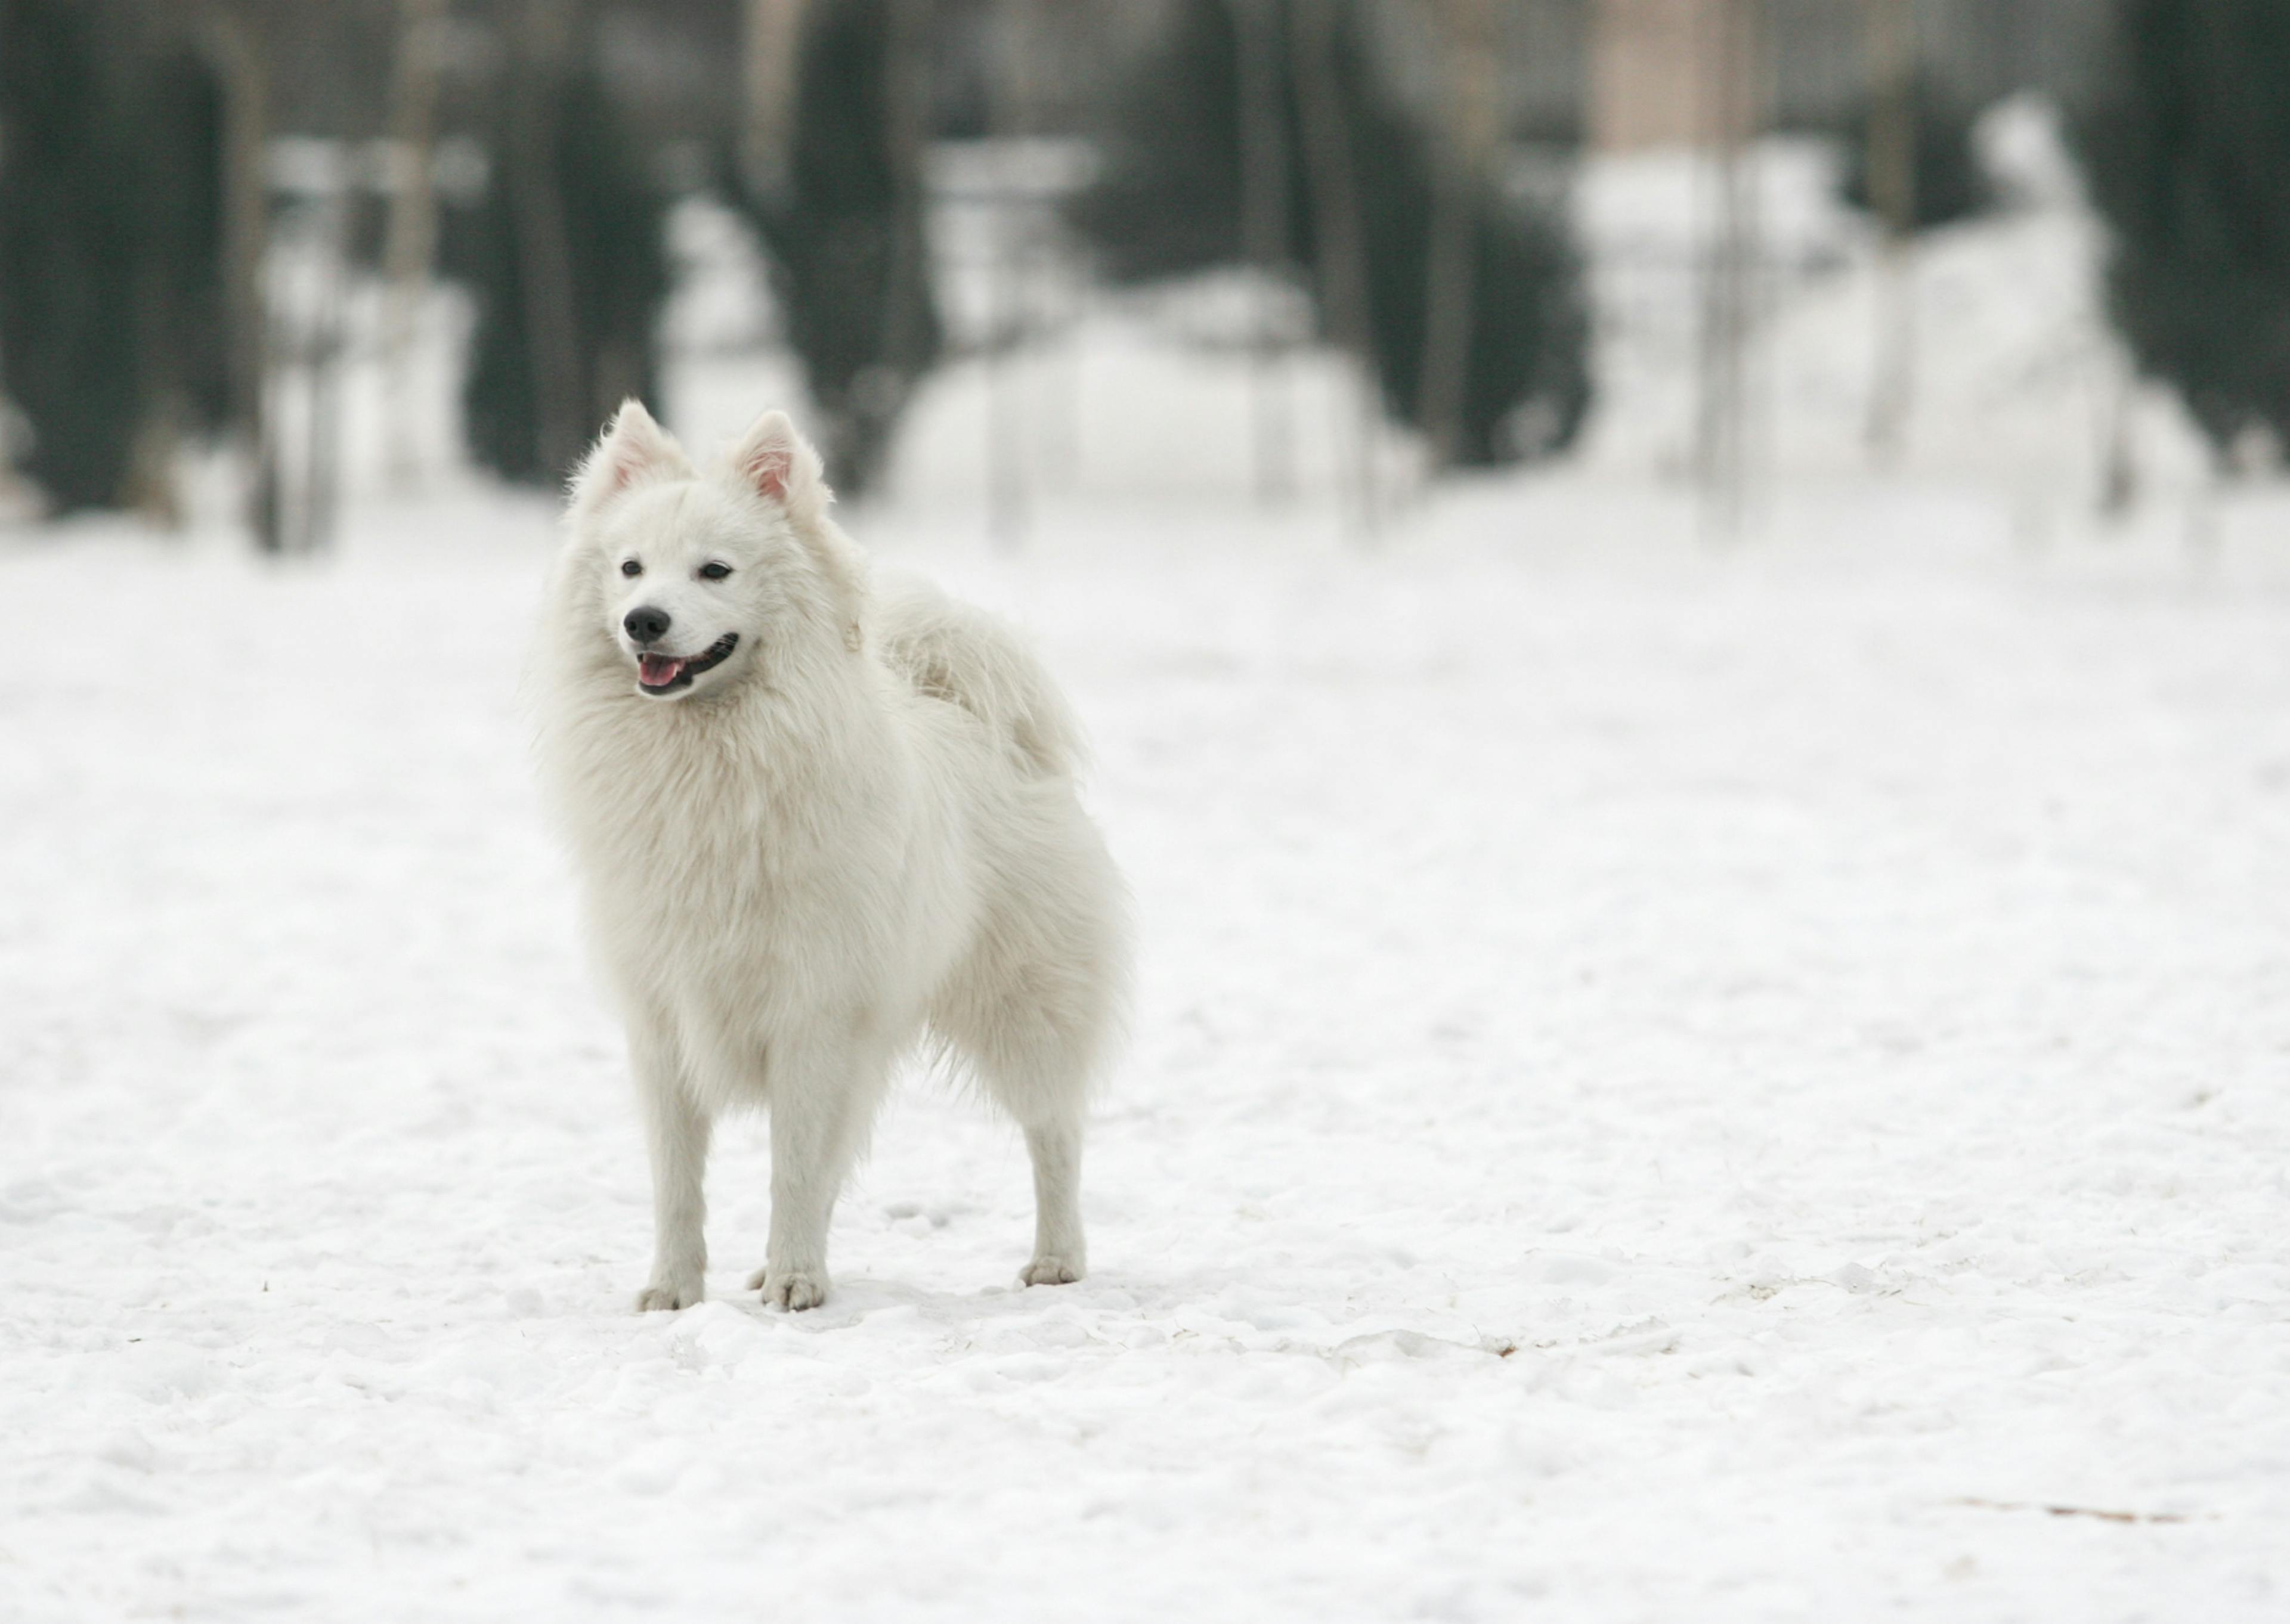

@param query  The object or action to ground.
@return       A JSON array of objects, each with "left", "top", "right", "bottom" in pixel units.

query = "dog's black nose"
[{"left": 624, "top": 606, "right": 671, "bottom": 644}]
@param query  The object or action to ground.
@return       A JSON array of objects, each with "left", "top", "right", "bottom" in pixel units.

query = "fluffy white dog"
[{"left": 532, "top": 402, "right": 1130, "bottom": 1312}]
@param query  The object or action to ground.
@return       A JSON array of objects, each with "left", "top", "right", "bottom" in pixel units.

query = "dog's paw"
[
  {"left": 635, "top": 1278, "right": 703, "bottom": 1313},
  {"left": 1019, "top": 1254, "right": 1085, "bottom": 1287},
  {"left": 747, "top": 1265, "right": 830, "bottom": 1312}
]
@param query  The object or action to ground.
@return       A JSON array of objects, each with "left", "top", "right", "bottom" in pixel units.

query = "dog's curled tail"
[{"left": 872, "top": 573, "right": 1089, "bottom": 778}]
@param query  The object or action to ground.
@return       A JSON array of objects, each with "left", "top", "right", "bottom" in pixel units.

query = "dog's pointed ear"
[
  {"left": 728, "top": 408, "right": 830, "bottom": 519},
  {"left": 727, "top": 408, "right": 860, "bottom": 646},
  {"left": 570, "top": 399, "right": 692, "bottom": 517}
]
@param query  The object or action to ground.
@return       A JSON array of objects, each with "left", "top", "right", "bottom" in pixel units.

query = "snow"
[
  {"left": 8, "top": 475, "right": 2290, "bottom": 1620},
  {"left": 1574, "top": 104, "right": 2212, "bottom": 501},
  {"left": 7, "top": 125, "right": 2290, "bottom": 1622}
]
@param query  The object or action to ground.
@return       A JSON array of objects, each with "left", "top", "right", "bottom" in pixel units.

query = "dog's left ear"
[
  {"left": 728, "top": 408, "right": 864, "bottom": 649},
  {"left": 728, "top": 408, "right": 831, "bottom": 524},
  {"left": 569, "top": 399, "right": 692, "bottom": 518}
]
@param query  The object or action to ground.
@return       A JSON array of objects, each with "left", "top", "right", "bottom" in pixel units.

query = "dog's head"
[{"left": 557, "top": 401, "right": 864, "bottom": 703}]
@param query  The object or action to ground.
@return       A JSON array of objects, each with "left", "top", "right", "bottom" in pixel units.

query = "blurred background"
[{"left": 0, "top": 0, "right": 2276, "bottom": 549}]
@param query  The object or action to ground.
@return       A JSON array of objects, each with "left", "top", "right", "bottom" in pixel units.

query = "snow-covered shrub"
[
  {"left": 1066, "top": 0, "right": 1590, "bottom": 468},
  {"left": 2078, "top": 0, "right": 2290, "bottom": 461},
  {"left": 0, "top": 2, "right": 225, "bottom": 513},
  {"left": 725, "top": 0, "right": 942, "bottom": 498},
  {"left": 450, "top": 67, "right": 669, "bottom": 486}
]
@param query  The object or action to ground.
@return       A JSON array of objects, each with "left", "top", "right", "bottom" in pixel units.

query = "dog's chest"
[{"left": 574, "top": 712, "right": 874, "bottom": 929}]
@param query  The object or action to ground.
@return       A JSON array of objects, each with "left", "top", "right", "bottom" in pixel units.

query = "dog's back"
[{"left": 872, "top": 572, "right": 1088, "bottom": 782}]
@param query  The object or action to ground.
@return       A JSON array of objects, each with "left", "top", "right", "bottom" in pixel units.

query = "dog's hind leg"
[
  {"left": 1018, "top": 1117, "right": 1087, "bottom": 1286},
  {"left": 632, "top": 1016, "right": 711, "bottom": 1312},
  {"left": 937, "top": 946, "right": 1113, "bottom": 1288},
  {"left": 935, "top": 802, "right": 1128, "bottom": 1288}
]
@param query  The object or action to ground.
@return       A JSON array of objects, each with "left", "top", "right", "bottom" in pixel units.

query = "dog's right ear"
[{"left": 568, "top": 399, "right": 692, "bottom": 519}]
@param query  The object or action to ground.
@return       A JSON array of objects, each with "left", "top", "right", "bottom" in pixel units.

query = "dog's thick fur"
[{"left": 532, "top": 402, "right": 1130, "bottom": 1312}]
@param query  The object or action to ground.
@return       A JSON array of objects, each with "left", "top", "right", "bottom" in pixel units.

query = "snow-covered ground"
[
  {"left": 7, "top": 470, "right": 2290, "bottom": 1621},
  {"left": 7, "top": 109, "right": 2290, "bottom": 1620}
]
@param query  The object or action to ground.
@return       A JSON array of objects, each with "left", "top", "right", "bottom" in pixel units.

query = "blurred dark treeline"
[
  {"left": 0, "top": 0, "right": 1167, "bottom": 528},
  {"left": 1, "top": 0, "right": 2284, "bottom": 538},
  {"left": 0, "top": 0, "right": 1607, "bottom": 528}
]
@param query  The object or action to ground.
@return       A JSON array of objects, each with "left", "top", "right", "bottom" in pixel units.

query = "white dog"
[{"left": 531, "top": 401, "right": 1130, "bottom": 1312}]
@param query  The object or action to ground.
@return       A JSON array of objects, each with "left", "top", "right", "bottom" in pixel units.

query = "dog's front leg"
[
  {"left": 631, "top": 1019, "right": 711, "bottom": 1312},
  {"left": 747, "top": 1041, "right": 862, "bottom": 1311}
]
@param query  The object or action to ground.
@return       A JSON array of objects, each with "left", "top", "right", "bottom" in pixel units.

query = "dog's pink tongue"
[{"left": 639, "top": 653, "right": 683, "bottom": 686}]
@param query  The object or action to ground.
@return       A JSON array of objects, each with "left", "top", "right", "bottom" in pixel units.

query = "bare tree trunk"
[
  {"left": 742, "top": 0, "right": 808, "bottom": 202},
  {"left": 382, "top": 0, "right": 447, "bottom": 490},
  {"left": 129, "top": 246, "right": 185, "bottom": 528},
  {"left": 204, "top": 5, "right": 280, "bottom": 550},
  {"left": 511, "top": 0, "right": 589, "bottom": 479},
  {"left": 1419, "top": 0, "right": 1497, "bottom": 476},
  {"left": 1288, "top": 0, "right": 1379, "bottom": 541},
  {"left": 1233, "top": 0, "right": 1294, "bottom": 505},
  {"left": 1695, "top": 0, "right": 1761, "bottom": 541},
  {"left": 986, "top": 0, "right": 1033, "bottom": 548},
  {"left": 869, "top": 0, "right": 934, "bottom": 492},
  {"left": 1864, "top": 0, "right": 1916, "bottom": 461},
  {"left": 2096, "top": 340, "right": 2137, "bottom": 518},
  {"left": 304, "top": 184, "right": 351, "bottom": 553}
]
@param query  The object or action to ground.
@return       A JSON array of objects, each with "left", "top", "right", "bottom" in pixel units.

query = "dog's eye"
[
  {"left": 620, "top": 559, "right": 643, "bottom": 578},
  {"left": 698, "top": 562, "right": 733, "bottom": 581}
]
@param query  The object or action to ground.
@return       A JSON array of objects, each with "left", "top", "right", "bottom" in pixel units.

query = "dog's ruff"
[{"left": 532, "top": 402, "right": 1131, "bottom": 1312}]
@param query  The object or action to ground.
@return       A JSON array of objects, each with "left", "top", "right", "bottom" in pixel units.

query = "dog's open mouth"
[{"left": 637, "top": 633, "right": 739, "bottom": 695}]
